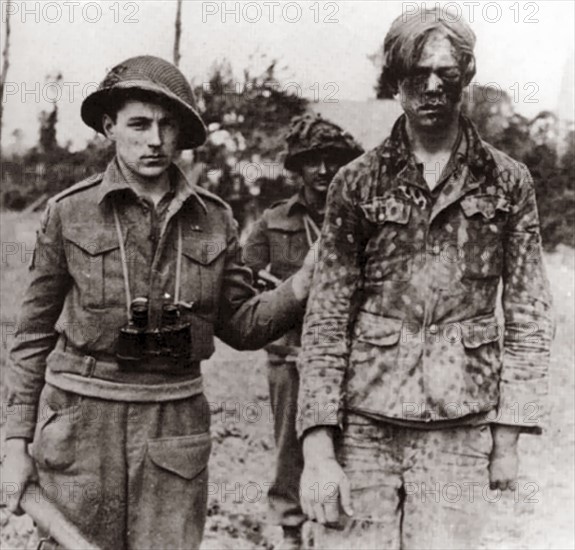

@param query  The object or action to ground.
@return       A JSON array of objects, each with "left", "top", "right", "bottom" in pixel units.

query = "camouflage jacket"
[
  {"left": 297, "top": 115, "right": 553, "bottom": 437},
  {"left": 6, "top": 159, "right": 305, "bottom": 440},
  {"left": 243, "top": 192, "right": 321, "bottom": 356}
]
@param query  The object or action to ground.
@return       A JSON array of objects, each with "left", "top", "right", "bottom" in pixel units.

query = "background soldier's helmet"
[
  {"left": 283, "top": 113, "right": 364, "bottom": 171},
  {"left": 81, "top": 55, "right": 207, "bottom": 149}
]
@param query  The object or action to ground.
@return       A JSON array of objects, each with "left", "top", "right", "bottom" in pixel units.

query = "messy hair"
[{"left": 380, "top": 8, "right": 476, "bottom": 94}]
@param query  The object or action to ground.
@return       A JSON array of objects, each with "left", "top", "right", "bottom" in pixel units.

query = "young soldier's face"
[
  {"left": 103, "top": 100, "right": 180, "bottom": 179},
  {"left": 299, "top": 151, "right": 342, "bottom": 195},
  {"left": 398, "top": 32, "right": 464, "bottom": 132}
]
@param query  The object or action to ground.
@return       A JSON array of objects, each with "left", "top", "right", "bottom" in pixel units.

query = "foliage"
[{"left": 465, "top": 86, "right": 574, "bottom": 251}]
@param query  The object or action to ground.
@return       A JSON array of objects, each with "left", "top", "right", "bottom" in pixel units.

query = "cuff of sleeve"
[
  {"left": 3, "top": 404, "right": 38, "bottom": 441},
  {"left": 492, "top": 387, "right": 545, "bottom": 435},
  {"left": 296, "top": 399, "right": 343, "bottom": 440}
]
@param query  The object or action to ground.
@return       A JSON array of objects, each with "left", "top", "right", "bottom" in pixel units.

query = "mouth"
[
  {"left": 420, "top": 104, "right": 445, "bottom": 112},
  {"left": 141, "top": 155, "right": 167, "bottom": 161}
]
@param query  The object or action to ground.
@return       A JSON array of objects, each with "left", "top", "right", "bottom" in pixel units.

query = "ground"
[{"left": 0, "top": 211, "right": 573, "bottom": 549}]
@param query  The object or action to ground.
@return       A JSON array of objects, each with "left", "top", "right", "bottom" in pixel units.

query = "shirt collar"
[
  {"left": 380, "top": 114, "right": 496, "bottom": 183},
  {"left": 286, "top": 189, "right": 311, "bottom": 216},
  {"left": 97, "top": 158, "right": 207, "bottom": 214}
]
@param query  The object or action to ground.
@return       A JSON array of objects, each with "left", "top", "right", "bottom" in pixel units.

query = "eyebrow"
[{"left": 126, "top": 115, "right": 175, "bottom": 123}]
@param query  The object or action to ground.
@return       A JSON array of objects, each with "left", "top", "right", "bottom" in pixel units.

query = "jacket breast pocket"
[
  {"left": 459, "top": 195, "right": 510, "bottom": 279},
  {"left": 268, "top": 228, "right": 307, "bottom": 276},
  {"left": 360, "top": 196, "right": 413, "bottom": 282},
  {"left": 62, "top": 225, "right": 123, "bottom": 309},
  {"left": 181, "top": 234, "right": 228, "bottom": 310}
]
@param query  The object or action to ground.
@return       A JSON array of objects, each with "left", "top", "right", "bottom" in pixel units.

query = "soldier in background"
[{"left": 243, "top": 114, "right": 363, "bottom": 550}]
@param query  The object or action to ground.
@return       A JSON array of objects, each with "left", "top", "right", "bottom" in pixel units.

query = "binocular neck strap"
[
  {"left": 113, "top": 204, "right": 132, "bottom": 321},
  {"left": 174, "top": 219, "right": 182, "bottom": 304},
  {"left": 113, "top": 203, "right": 184, "bottom": 321},
  {"left": 303, "top": 214, "right": 321, "bottom": 248}
]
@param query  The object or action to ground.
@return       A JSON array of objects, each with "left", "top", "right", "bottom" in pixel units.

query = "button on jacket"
[
  {"left": 297, "top": 115, "right": 553, "bottom": 437},
  {"left": 6, "top": 159, "right": 304, "bottom": 439}
]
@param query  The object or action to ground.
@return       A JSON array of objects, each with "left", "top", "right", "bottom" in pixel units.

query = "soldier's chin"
[
  {"left": 136, "top": 164, "right": 170, "bottom": 178},
  {"left": 312, "top": 182, "right": 329, "bottom": 193}
]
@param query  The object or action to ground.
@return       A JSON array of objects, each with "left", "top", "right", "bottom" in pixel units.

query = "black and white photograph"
[{"left": 0, "top": 1, "right": 573, "bottom": 548}]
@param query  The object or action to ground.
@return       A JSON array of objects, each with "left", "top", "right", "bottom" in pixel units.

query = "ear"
[{"left": 102, "top": 114, "right": 116, "bottom": 141}]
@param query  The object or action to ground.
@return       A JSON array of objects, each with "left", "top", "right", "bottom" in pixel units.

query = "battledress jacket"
[
  {"left": 297, "top": 115, "right": 554, "bottom": 437},
  {"left": 6, "top": 160, "right": 305, "bottom": 440}
]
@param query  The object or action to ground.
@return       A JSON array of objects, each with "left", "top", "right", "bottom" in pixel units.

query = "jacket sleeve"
[
  {"left": 242, "top": 215, "right": 270, "bottom": 276},
  {"left": 5, "top": 202, "right": 72, "bottom": 440},
  {"left": 215, "top": 214, "right": 305, "bottom": 349},
  {"left": 497, "top": 164, "right": 554, "bottom": 434},
  {"left": 296, "top": 169, "right": 363, "bottom": 438}
]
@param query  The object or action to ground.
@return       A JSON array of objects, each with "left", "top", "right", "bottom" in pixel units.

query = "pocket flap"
[
  {"left": 461, "top": 315, "right": 501, "bottom": 348},
  {"left": 182, "top": 235, "right": 228, "bottom": 265},
  {"left": 354, "top": 312, "right": 403, "bottom": 346},
  {"left": 360, "top": 195, "right": 411, "bottom": 225},
  {"left": 62, "top": 223, "right": 120, "bottom": 255},
  {"left": 460, "top": 195, "right": 510, "bottom": 220},
  {"left": 147, "top": 432, "right": 212, "bottom": 480}
]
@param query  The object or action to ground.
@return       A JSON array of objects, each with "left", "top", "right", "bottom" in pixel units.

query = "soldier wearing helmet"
[
  {"left": 243, "top": 114, "right": 362, "bottom": 550},
  {"left": 3, "top": 56, "right": 315, "bottom": 550}
]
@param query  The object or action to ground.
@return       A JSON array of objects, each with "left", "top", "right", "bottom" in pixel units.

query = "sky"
[{"left": 1, "top": 0, "right": 574, "bottom": 150}]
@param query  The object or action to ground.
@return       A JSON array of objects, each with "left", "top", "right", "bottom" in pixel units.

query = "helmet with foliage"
[
  {"left": 283, "top": 113, "right": 363, "bottom": 171},
  {"left": 81, "top": 55, "right": 207, "bottom": 149}
]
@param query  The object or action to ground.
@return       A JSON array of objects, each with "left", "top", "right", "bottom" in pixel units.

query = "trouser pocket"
[
  {"left": 31, "top": 385, "right": 83, "bottom": 471},
  {"left": 131, "top": 432, "right": 212, "bottom": 549}
]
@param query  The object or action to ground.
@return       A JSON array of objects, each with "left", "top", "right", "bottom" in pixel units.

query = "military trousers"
[
  {"left": 266, "top": 352, "right": 306, "bottom": 528},
  {"left": 309, "top": 413, "right": 494, "bottom": 550},
  {"left": 29, "top": 383, "right": 211, "bottom": 550}
]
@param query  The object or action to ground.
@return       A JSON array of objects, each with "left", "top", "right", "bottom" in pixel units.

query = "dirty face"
[
  {"left": 398, "top": 32, "right": 464, "bottom": 132},
  {"left": 103, "top": 99, "right": 180, "bottom": 179}
]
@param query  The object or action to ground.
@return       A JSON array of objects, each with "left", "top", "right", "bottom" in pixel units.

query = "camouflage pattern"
[
  {"left": 309, "top": 413, "right": 497, "bottom": 550},
  {"left": 284, "top": 114, "right": 364, "bottom": 171},
  {"left": 297, "top": 115, "right": 553, "bottom": 437}
]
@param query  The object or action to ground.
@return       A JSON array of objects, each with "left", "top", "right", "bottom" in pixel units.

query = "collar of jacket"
[
  {"left": 96, "top": 158, "right": 207, "bottom": 214},
  {"left": 286, "top": 189, "right": 313, "bottom": 217},
  {"left": 379, "top": 114, "right": 498, "bottom": 186}
]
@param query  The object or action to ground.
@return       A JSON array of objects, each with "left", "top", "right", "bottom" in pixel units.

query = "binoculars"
[{"left": 116, "top": 297, "right": 192, "bottom": 370}]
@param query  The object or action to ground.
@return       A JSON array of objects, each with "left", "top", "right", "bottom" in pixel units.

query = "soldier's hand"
[
  {"left": 2, "top": 439, "right": 38, "bottom": 515},
  {"left": 489, "top": 425, "right": 520, "bottom": 491},
  {"left": 300, "top": 427, "right": 353, "bottom": 525},
  {"left": 291, "top": 240, "right": 319, "bottom": 302}
]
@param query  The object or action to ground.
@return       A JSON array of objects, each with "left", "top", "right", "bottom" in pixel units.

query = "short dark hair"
[{"left": 102, "top": 88, "right": 179, "bottom": 122}]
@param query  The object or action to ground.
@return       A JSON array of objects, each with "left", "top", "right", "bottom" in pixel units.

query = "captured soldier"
[
  {"left": 243, "top": 114, "right": 363, "bottom": 550},
  {"left": 298, "top": 8, "right": 554, "bottom": 550},
  {"left": 2, "top": 55, "right": 316, "bottom": 550}
]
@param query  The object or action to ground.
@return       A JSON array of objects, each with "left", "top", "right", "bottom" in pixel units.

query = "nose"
[
  {"left": 147, "top": 122, "right": 162, "bottom": 147},
  {"left": 318, "top": 160, "right": 327, "bottom": 175},
  {"left": 424, "top": 72, "right": 443, "bottom": 94}
]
